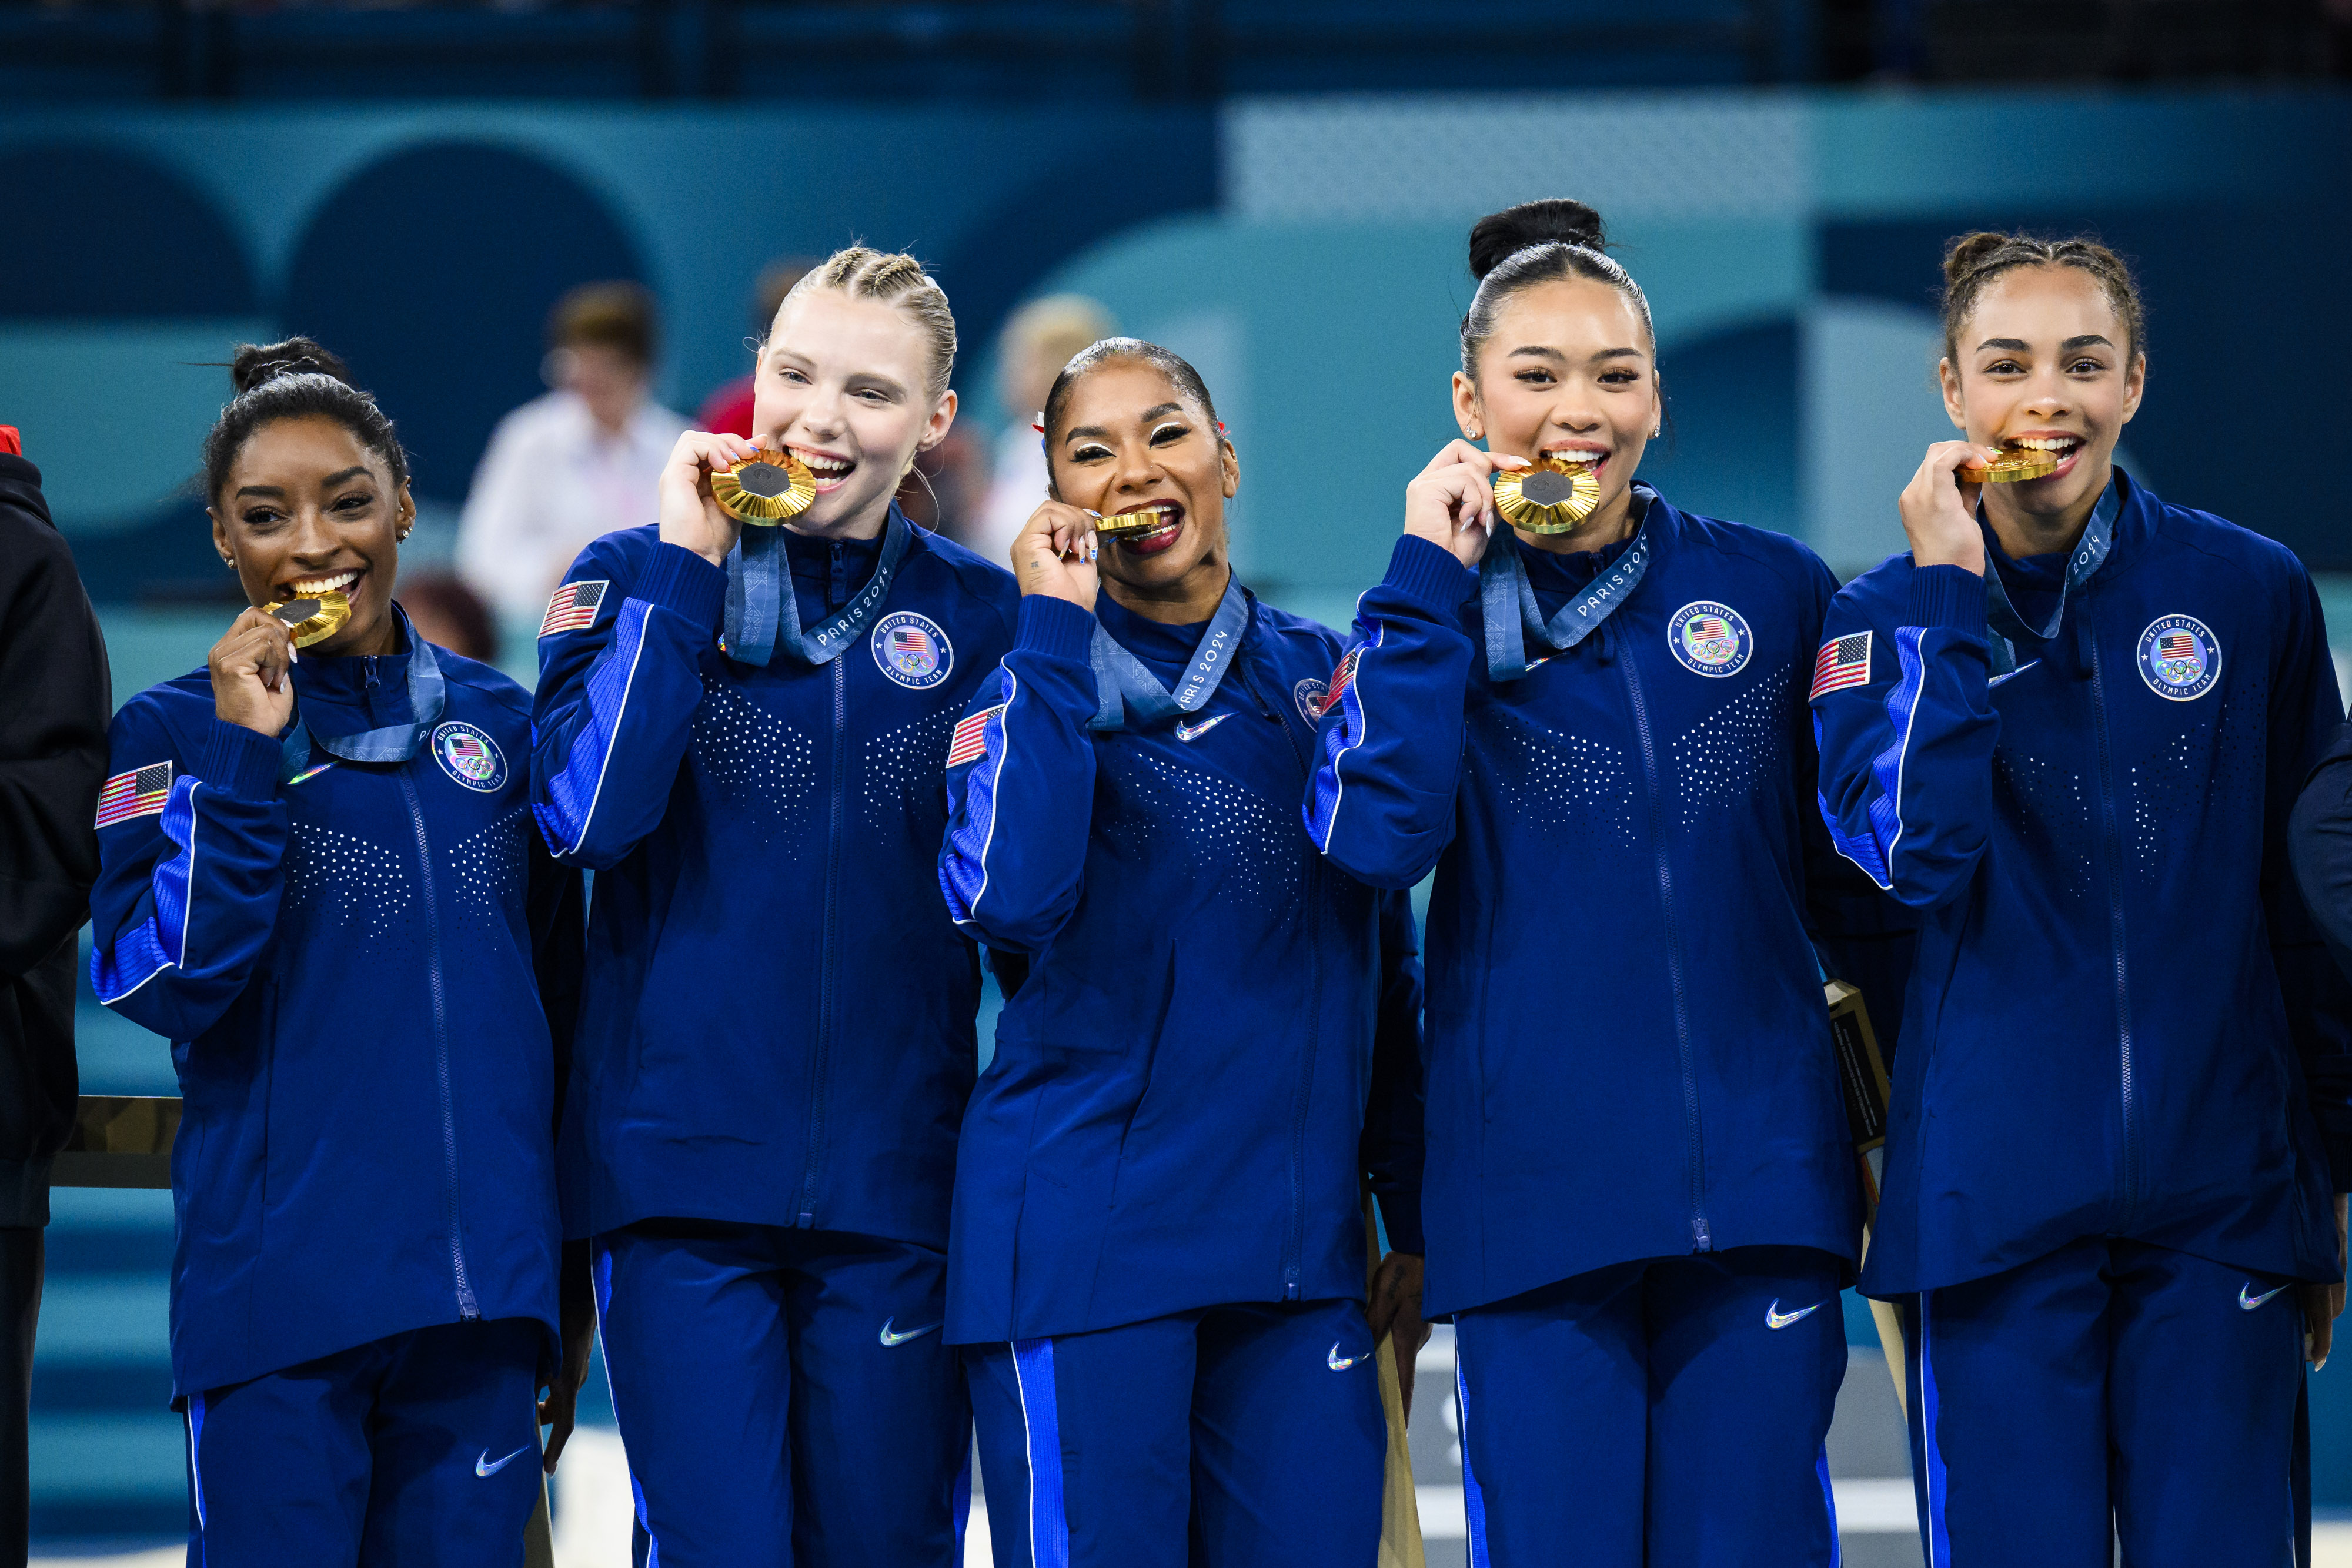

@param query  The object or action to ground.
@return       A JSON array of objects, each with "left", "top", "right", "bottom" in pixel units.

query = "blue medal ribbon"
[
  {"left": 276, "top": 605, "right": 447, "bottom": 782},
  {"left": 1478, "top": 484, "right": 1655, "bottom": 683},
  {"left": 1088, "top": 574, "right": 1252, "bottom": 733},
  {"left": 723, "top": 507, "right": 915, "bottom": 668},
  {"left": 1977, "top": 480, "right": 2117, "bottom": 677}
]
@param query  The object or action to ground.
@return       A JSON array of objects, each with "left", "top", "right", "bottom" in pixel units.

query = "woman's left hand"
[
  {"left": 1367, "top": 1250, "right": 1431, "bottom": 1417},
  {"left": 2304, "top": 1193, "right": 2348, "bottom": 1369},
  {"left": 541, "top": 1239, "right": 597, "bottom": 1473}
]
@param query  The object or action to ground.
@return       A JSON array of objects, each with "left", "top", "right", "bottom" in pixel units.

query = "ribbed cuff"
[
  {"left": 1376, "top": 1189, "right": 1425, "bottom": 1257},
  {"left": 1908, "top": 564, "right": 1987, "bottom": 631},
  {"left": 635, "top": 543, "right": 727, "bottom": 632},
  {"left": 1016, "top": 594, "right": 1097, "bottom": 663},
  {"left": 198, "top": 720, "right": 284, "bottom": 801},
  {"left": 1384, "top": 536, "right": 1478, "bottom": 617}
]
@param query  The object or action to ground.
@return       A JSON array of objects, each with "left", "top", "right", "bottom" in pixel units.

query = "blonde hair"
[
  {"left": 1003, "top": 294, "right": 1115, "bottom": 370},
  {"left": 773, "top": 246, "right": 957, "bottom": 401}
]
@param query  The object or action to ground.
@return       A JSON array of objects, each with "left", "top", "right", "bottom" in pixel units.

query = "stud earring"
[
  {"left": 1467, "top": 427, "right": 1482, "bottom": 441},
  {"left": 1650, "top": 425, "right": 1662, "bottom": 439}
]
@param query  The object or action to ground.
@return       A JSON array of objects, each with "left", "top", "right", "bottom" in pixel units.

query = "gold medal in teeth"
[
  {"left": 711, "top": 450, "right": 818, "bottom": 524},
  {"left": 1492, "top": 456, "right": 1602, "bottom": 533},
  {"left": 1960, "top": 446, "right": 2063, "bottom": 484},
  {"left": 270, "top": 590, "right": 352, "bottom": 649},
  {"left": 1096, "top": 505, "right": 1175, "bottom": 539}
]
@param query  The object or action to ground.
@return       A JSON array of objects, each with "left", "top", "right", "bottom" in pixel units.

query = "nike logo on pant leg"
[{"left": 476, "top": 1445, "right": 534, "bottom": 1478}]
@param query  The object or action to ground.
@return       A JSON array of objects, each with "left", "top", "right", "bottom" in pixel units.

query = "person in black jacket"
[{"left": 0, "top": 426, "right": 112, "bottom": 1567}]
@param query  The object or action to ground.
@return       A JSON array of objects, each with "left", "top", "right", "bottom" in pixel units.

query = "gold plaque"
[
  {"left": 711, "top": 450, "right": 817, "bottom": 524},
  {"left": 1493, "top": 456, "right": 1602, "bottom": 533},
  {"left": 1959, "top": 447, "right": 2062, "bottom": 484},
  {"left": 270, "top": 590, "right": 352, "bottom": 649},
  {"left": 1095, "top": 505, "right": 1178, "bottom": 539}
]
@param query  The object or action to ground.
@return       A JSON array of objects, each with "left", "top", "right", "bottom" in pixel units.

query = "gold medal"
[
  {"left": 1492, "top": 456, "right": 1602, "bottom": 533},
  {"left": 711, "top": 450, "right": 817, "bottom": 525},
  {"left": 270, "top": 591, "right": 352, "bottom": 649},
  {"left": 1959, "top": 447, "right": 2061, "bottom": 484},
  {"left": 1095, "top": 504, "right": 1178, "bottom": 539}
]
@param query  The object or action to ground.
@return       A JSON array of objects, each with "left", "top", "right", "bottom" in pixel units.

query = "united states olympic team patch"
[
  {"left": 1666, "top": 601, "right": 1752, "bottom": 678},
  {"left": 432, "top": 722, "right": 508, "bottom": 791},
  {"left": 2138, "top": 614, "right": 2220, "bottom": 701},
  {"left": 872, "top": 611, "right": 954, "bottom": 690},
  {"left": 1293, "top": 677, "right": 1330, "bottom": 725}
]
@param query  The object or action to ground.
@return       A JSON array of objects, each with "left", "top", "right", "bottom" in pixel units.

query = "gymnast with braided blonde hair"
[{"left": 529, "top": 246, "right": 1021, "bottom": 1564}]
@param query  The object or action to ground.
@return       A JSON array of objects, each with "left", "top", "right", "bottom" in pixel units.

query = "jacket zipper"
[
  {"left": 796, "top": 653, "right": 850, "bottom": 1228},
  {"left": 2083, "top": 607, "right": 2139, "bottom": 1222},
  {"left": 1617, "top": 643, "right": 1710, "bottom": 1251},
  {"left": 399, "top": 769, "right": 480, "bottom": 1319},
  {"left": 1255, "top": 664, "right": 1322, "bottom": 1300}
]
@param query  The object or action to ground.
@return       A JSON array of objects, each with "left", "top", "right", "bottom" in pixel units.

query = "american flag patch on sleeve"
[
  {"left": 539, "top": 580, "right": 610, "bottom": 638},
  {"left": 1319, "top": 647, "right": 1363, "bottom": 716},
  {"left": 946, "top": 704, "right": 1005, "bottom": 770},
  {"left": 95, "top": 762, "right": 173, "bottom": 829},
  {"left": 1810, "top": 631, "right": 1873, "bottom": 700}
]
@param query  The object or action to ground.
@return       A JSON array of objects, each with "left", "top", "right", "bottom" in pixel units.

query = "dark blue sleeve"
[
  {"left": 527, "top": 820, "right": 586, "bottom": 1139},
  {"left": 2269, "top": 571, "right": 2352, "bottom": 1190},
  {"left": 1362, "top": 887, "right": 1426, "bottom": 1255},
  {"left": 88, "top": 700, "right": 287, "bottom": 1042},
  {"left": 530, "top": 538, "right": 727, "bottom": 870},
  {"left": 1810, "top": 565, "right": 2000, "bottom": 911},
  {"left": 938, "top": 595, "right": 1101, "bottom": 955},
  {"left": 1305, "top": 536, "right": 1479, "bottom": 890},
  {"left": 1790, "top": 554, "right": 1918, "bottom": 1055}
]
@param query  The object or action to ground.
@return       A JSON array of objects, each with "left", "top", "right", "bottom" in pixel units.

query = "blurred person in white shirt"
[
  {"left": 457, "top": 282, "right": 689, "bottom": 621},
  {"left": 970, "top": 294, "right": 1113, "bottom": 569}
]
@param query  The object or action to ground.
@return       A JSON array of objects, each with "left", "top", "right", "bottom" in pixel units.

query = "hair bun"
[
  {"left": 230, "top": 336, "right": 352, "bottom": 397},
  {"left": 1468, "top": 199, "right": 1606, "bottom": 282},
  {"left": 1940, "top": 232, "right": 2014, "bottom": 287}
]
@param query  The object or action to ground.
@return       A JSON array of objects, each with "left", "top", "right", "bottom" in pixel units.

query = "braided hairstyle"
[
  {"left": 1460, "top": 199, "right": 1656, "bottom": 377},
  {"left": 1940, "top": 232, "right": 2147, "bottom": 366},
  {"left": 202, "top": 337, "right": 408, "bottom": 507},
  {"left": 773, "top": 246, "right": 958, "bottom": 402}
]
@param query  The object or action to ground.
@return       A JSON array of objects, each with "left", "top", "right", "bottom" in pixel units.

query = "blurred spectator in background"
[
  {"left": 970, "top": 294, "right": 1114, "bottom": 569},
  {"left": 457, "top": 282, "right": 687, "bottom": 623},
  {"left": 0, "top": 426, "right": 110, "bottom": 1568},
  {"left": 696, "top": 256, "right": 820, "bottom": 438},
  {"left": 397, "top": 571, "right": 500, "bottom": 666}
]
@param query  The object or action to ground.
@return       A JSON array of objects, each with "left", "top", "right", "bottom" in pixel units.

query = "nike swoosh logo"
[
  {"left": 879, "top": 1318, "right": 942, "bottom": 1346},
  {"left": 1988, "top": 660, "right": 2042, "bottom": 688},
  {"left": 1174, "top": 713, "right": 1232, "bottom": 742},
  {"left": 286, "top": 762, "right": 338, "bottom": 786},
  {"left": 1327, "top": 1342, "right": 1361, "bottom": 1371},
  {"left": 2241, "top": 1282, "right": 2291, "bottom": 1311},
  {"left": 1765, "top": 1299, "right": 1827, "bottom": 1330},
  {"left": 475, "top": 1445, "right": 533, "bottom": 1478}
]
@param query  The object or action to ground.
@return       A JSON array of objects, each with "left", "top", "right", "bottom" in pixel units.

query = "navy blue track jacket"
[
  {"left": 1815, "top": 470, "right": 2352, "bottom": 1296},
  {"left": 532, "top": 520, "right": 1019, "bottom": 1246},
  {"left": 1307, "top": 492, "right": 1902, "bottom": 1320},
  {"left": 938, "top": 589, "right": 1426, "bottom": 1345},
  {"left": 90, "top": 634, "right": 580, "bottom": 1398}
]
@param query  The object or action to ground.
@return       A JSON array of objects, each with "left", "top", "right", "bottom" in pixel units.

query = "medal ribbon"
[
  {"left": 1977, "top": 480, "right": 2117, "bottom": 677},
  {"left": 723, "top": 506, "right": 914, "bottom": 668},
  {"left": 1479, "top": 484, "right": 1656, "bottom": 683},
  {"left": 1088, "top": 574, "right": 1252, "bottom": 733},
  {"left": 276, "top": 606, "right": 447, "bottom": 781}
]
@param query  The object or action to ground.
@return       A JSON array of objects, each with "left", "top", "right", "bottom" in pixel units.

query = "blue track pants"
[
  {"left": 1902, "top": 1235, "right": 2303, "bottom": 1566},
  {"left": 965, "top": 1297, "right": 1383, "bottom": 1568},
  {"left": 1452, "top": 1245, "right": 1846, "bottom": 1568},
  {"left": 183, "top": 1316, "right": 543, "bottom": 1567},
  {"left": 592, "top": 1221, "right": 970, "bottom": 1567}
]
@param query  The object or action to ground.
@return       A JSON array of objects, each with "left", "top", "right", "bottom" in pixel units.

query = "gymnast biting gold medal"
[
  {"left": 1492, "top": 454, "right": 1603, "bottom": 533},
  {"left": 1092, "top": 502, "right": 1181, "bottom": 540},
  {"left": 710, "top": 449, "right": 818, "bottom": 524},
  {"left": 1958, "top": 444, "right": 2062, "bottom": 484},
  {"left": 270, "top": 591, "right": 352, "bottom": 649}
]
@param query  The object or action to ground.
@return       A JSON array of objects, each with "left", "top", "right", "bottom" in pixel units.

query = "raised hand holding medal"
[
  {"left": 1403, "top": 439, "right": 1526, "bottom": 569},
  {"left": 657, "top": 428, "right": 770, "bottom": 567},
  {"left": 1012, "top": 499, "right": 1100, "bottom": 611}
]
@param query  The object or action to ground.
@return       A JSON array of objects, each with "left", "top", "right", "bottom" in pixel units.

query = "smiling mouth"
[
  {"left": 789, "top": 447, "right": 856, "bottom": 492},
  {"left": 1099, "top": 501, "right": 1184, "bottom": 547},
  {"left": 280, "top": 568, "right": 360, "bottom": 600}
]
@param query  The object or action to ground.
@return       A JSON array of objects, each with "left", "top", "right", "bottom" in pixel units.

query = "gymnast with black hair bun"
[
  {"left": 1307, "top": 200, "right": 1903, "bottom": 1566},
  {"left": 87, "top": 338, "right": 590, "bottom": 1564}
]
